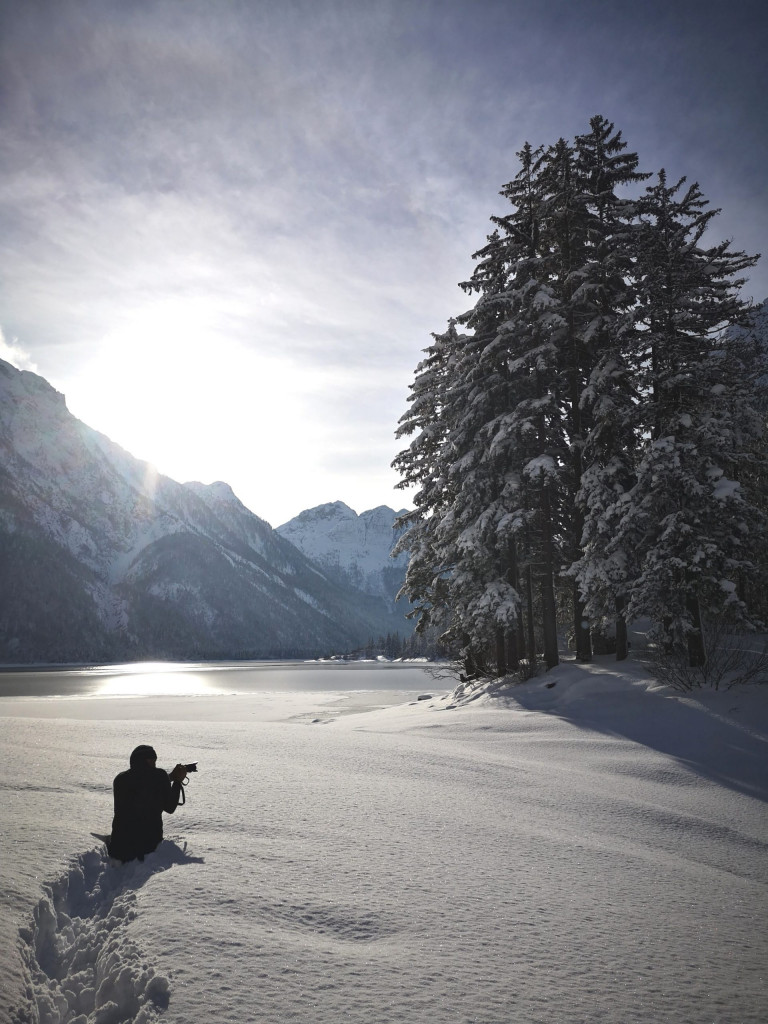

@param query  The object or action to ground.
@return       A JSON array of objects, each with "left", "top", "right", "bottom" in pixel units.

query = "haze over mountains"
[{"left": 0, "top": 359, "right": 409, "bottom": 664}]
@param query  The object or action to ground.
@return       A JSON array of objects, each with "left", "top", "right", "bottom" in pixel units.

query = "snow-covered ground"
[{"left": 2, "top": 660, "right": 767, "bottom": 1024}]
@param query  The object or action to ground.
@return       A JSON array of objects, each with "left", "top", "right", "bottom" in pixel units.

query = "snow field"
[{"left": 2, "top": 667, "right": 767, "bottom": 1024}]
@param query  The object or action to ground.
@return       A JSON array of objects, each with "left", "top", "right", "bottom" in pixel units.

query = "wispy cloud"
[{"left": 1, "top": 0, "right": 765, "bottom": 524}]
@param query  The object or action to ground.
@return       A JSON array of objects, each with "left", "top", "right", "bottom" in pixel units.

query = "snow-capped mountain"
[
  {"left": 0, "top": 359, "right": 403, "bottom": 663},
  {"left": 276, "top": 501, "right": 409, "bottom": 609}
]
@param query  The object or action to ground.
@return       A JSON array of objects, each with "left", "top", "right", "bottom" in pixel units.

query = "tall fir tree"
[
  {"left": 393, "top": 321, "right": 460, "bottom": 645},
  {"left": 607, "top": 172, "right": 762, "bottom": 664},
  {"left": 569, "top": 116, "right": 650, "bottom": 658},
  {"left": 473, "top": 142, "right": 566, "bottom": 670}
]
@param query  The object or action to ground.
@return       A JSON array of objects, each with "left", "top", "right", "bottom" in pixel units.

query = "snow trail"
[{"left": 13, "top": 843, "right": 201, "bottom": 1024}]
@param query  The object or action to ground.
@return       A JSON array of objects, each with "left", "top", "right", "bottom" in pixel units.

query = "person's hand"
[{"left": 170, "top": 763, "right": 188, "bottom": 783}]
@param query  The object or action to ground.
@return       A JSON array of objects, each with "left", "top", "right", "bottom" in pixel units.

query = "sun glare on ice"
[{"left": 85, "top": 661, "right": 213, "bottom": 697}]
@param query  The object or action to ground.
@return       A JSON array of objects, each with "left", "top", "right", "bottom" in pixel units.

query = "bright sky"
[{"left": 1, "top": 0, "right": 766, "bottom": 527}]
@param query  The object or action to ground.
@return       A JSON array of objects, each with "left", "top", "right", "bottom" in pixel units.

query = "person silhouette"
[{"left": 109, "top": 745, "right": 188, "bottom": 863}]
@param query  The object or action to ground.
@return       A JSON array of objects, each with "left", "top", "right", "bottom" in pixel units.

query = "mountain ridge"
[
  {"left": 0, "top": 358, "right": 407, "bottom": 664},
  {"left": 276, "top": 500, "right": 409, "bottom": 609}
]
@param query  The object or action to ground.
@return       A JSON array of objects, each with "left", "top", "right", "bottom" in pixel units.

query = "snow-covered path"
[{"left": 2, "top": 665, "right": 767, "bottom": 1023}]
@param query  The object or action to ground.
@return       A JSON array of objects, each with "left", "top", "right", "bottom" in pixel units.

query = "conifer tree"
[
  {"left": 610, "top": 172, "right": 762, "bottom": 664},
  {"left": 393, "top": 321, "right": 460, "bottom": 644},
  {"left": 463, "top": 143, "right": 565, "bottom": 671},
  {"left": 394, "top": 118, "right": 763, "bottom": 680},
  {"left": 568, "top": 117, "right": 649, "bottom": 658}
]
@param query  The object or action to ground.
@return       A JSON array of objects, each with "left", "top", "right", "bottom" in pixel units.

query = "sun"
[
  {"left": 53, "top": 294, "right": 403, "bottom": 526},
  {"left": 58, "top": 299, "right": 324, "bottom": 517}
]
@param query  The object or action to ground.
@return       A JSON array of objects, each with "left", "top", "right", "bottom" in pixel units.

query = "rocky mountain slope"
[
  {"left": 276, "top": 501, "right": 408, "bottom": 609},
  {"left": 0, "top": 359, "right": 405, "bottom": 663}
]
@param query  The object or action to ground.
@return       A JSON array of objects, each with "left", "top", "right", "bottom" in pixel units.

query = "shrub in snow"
[{"left": 647, "top": 616, "right": 768, "bottom": 691}]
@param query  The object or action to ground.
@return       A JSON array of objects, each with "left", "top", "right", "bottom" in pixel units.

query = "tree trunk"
[
  {"left": 615, "top": 596, "right": 628, "bottom": 661},
  {"left": 495, "top": 629, "right": 507, "bottom": 677},
  {"left": 516, "top": 611, "right": 526, "bottom": 667},
  {"left": 506, "top": 541, "right": 521, "bottom": 671},
  {"left": 541, "top": 486, "right": 560, "bottom": 670},
  {"left": 461, "top": 635, "right": 479, "bottom": 681},
  {"left": 573, "top": 581, "right": 593, "bottom": 662},
  {"left": 506, "top": 631, "right": 519, "bottom": 672},
  {"left": 541, "top": 575, "right": 559, "bottom": 669},
  {"left": 525, "top": 565, "right": 537, "bottom": 672},
  {"left": 686, "top": 595, "right": 706, "bottom": 668}
]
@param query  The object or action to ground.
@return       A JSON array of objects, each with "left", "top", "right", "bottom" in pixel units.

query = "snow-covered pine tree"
[
  {"left": 393, "top": 321, "right": 461, "bottom": 649},
  {"left": 574, "top": 346, "right": 640, "bottom": 659},
  {"left": 427, "top": 227, "right": 528, "bottom": 676},
  {"left": 450, "top": 229, "right": 527, "bottom": 674},
  {"left": 568, "top": 116, "right": 650, "bottom": 659},
  {"left": 615, "top": 171, "right": 762, "bottom": 665},
  {"left": 394, "top": 298, "right": 524, "bottom": 676},
  {"left": 723, "top": 300, "right": 768, "bottom": 622},
  {"left": 396, "top": 119, "right": 648, "bottom": 675},
  {"left": 475, "top": 141, "right": 568, "bottom": 671},
  {"left": 395, "top": 141, "right": 565, "bottom": 676},
  {"left": 394, "top": 118, "right": 762, "bottom": 680}
]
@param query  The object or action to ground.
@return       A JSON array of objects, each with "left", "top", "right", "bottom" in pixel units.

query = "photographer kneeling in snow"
[{"left": 109, "top": 745, "right": 188, "bottom": 863}]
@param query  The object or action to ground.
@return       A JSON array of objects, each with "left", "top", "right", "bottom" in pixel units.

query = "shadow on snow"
[{"left": 478, "top": 660, "right": 768, "bottom": 804}]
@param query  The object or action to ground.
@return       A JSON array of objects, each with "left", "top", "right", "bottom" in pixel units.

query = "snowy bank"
[{"left": 428, "top": 657, "right": 768, "bottom": 800}]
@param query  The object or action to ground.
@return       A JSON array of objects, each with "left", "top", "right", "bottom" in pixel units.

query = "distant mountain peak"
[
  {"left": 276, "top": 501, "right": 409, "bottom": 608},
  {"left": 279, "top": 501, "right": 406, "bottom": 531},
  {"left": 185, "top": 480, "right": 240, "bottom": 504},
  {"left": 361, "top": 504, "right": 408, "bottom": 524},
  {"left": 287, "top": 500, "right": 358, "bottom": 523}
]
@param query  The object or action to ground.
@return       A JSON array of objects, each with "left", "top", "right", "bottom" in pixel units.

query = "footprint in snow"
[{"left": 12, "top": 841, "right": 202, "bottom": 1024}]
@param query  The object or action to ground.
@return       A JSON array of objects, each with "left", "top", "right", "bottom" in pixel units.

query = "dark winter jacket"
[{"left": 109, "top": 764, "right": 182, "bottom": 862}]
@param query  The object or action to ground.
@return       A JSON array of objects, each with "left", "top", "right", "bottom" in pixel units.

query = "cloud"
[
  {"left": 0, "top": 0, "right": 765, "bottom": 525},
  {"left": 0, "top": 327, "right": 38, "bottom": 372}
]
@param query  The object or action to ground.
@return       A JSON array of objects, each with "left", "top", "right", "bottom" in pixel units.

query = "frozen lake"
[
  {"left": 0, "top": 659, "right": 442, "bottom": 700},
  {"left": 2, "top": 659, "right": 766, "bottom": 1024}
]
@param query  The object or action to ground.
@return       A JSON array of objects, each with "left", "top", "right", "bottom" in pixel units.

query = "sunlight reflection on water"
[{"left": 95, "top": 672, "right": 212, "bottom": 698}]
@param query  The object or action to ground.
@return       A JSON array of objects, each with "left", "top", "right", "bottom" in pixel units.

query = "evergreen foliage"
[
  {"left": 351, "top": 629, "right": 449, "bottom": 662},
  {"left": 394, "top": 116, "right": 763, "bottom": 678}
]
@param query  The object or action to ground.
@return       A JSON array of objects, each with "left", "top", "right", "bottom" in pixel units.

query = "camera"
[{"left": 184, "top": 763, "right": 198, "bottom": 773}]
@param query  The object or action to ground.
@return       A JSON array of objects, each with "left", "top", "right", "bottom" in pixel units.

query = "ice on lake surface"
[
  {"left": 1, "top": 659, "right": 767, "bottom": 1024},
  {"left": 0, "top": 659, "right": 441, "bottom": 701}
]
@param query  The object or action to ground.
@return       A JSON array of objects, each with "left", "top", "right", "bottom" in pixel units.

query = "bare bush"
[{"left": 645, "top": 617, "right": 768, "bottom": 691}]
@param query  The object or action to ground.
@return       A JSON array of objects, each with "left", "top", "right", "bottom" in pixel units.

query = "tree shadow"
[{"left": 488, "top": 668, "right": 768, "bottom": 804}]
